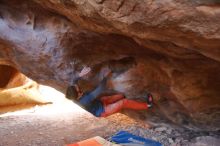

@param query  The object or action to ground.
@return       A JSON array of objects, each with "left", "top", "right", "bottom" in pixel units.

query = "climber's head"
[{"left": 65, "top": 84, "right": 82, "bottom": 101}]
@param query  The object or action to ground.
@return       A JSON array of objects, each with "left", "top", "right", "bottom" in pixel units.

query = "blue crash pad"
[{"left": 110, "top": 131, "right": 162, "bottom": 146}]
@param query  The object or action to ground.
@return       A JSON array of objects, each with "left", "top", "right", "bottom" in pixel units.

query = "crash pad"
[
  {"left": 66, "top": 136, "right": 120, "bottom": 146},
  {"left": 110, "top": 131, "right": 162, "bottom": 146}
]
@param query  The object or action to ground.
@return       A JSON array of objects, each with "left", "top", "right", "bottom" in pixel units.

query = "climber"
[
  {"left": 66, "top": 68, "right": 154, "bottom": 117},
  {"left": 66, "top": 56, "right": 137, "bottom": 98}
]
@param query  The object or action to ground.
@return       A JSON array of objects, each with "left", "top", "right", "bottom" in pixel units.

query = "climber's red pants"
[{"left": 100, "top": 94, "right": 148, "bottom": 117}]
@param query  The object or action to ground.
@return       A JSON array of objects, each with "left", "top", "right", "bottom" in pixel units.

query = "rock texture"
[
  {"left": 0, "top": 0, "right": 220, "bottom": 130},
  {"left": 0, "top": 66, "right": 49, "bottom": 108}
]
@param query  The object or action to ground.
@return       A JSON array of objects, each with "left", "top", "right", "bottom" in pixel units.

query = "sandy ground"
[
  {"left": 0, "top": 103, "right": 151, "bottom": 146},
  {"left": 0, "top": 106, "right": 111, "bottom": 145},
  {"left": 0, "top": 86, "right": 219, "bottom": 146},
  {"left": 0, "top": 86, "right": 150, "bottom": 146}
]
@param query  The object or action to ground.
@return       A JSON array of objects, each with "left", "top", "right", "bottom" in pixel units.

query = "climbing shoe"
[{"left": 145, "top": 93, "right": 154, "bottom": 108}]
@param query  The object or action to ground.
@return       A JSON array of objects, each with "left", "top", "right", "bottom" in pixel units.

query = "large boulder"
[{"left": 0, "top": 0, "right": 219, "bottom": 130}]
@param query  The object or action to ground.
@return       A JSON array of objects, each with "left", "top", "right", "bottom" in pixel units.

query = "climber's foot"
[{"left": 144, "top": 93, "right": 154, "bottom": 108}]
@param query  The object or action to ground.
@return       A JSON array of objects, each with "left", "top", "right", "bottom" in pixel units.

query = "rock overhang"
[{"left": 0, "top": 0, "right": 219, "bottom": 130}]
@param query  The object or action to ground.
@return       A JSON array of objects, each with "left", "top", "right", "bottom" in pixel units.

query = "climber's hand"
[{"left": 79, "top": 66, "right": 91, "bottom": 77}]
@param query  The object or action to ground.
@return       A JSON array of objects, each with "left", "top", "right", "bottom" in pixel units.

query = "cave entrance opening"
[
  {"left": 0, "top": 84, "right": 87, "bottom": 117},
  {"left": 0, "top": 64, "right": 86, "bottom": 117}
]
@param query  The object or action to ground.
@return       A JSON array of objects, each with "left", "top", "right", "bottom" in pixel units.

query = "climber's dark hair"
[{"left": 65, "top": 85, "right": 78, "bottom": 101}]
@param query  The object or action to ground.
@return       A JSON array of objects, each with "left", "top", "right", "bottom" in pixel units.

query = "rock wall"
[{"left": 0, "top": 0, "right": 219, "bottom": 130}]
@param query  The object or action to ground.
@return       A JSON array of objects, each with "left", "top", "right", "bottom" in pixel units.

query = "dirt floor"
[
  {"left": 0, "top": 102, "right": 150, "bottom": 146},
  {"left": 0, "top": 86, "right": 150, "bottom": 146},
  {"left": 0, "top": 86, "right": 219, "bottom": 146}
]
